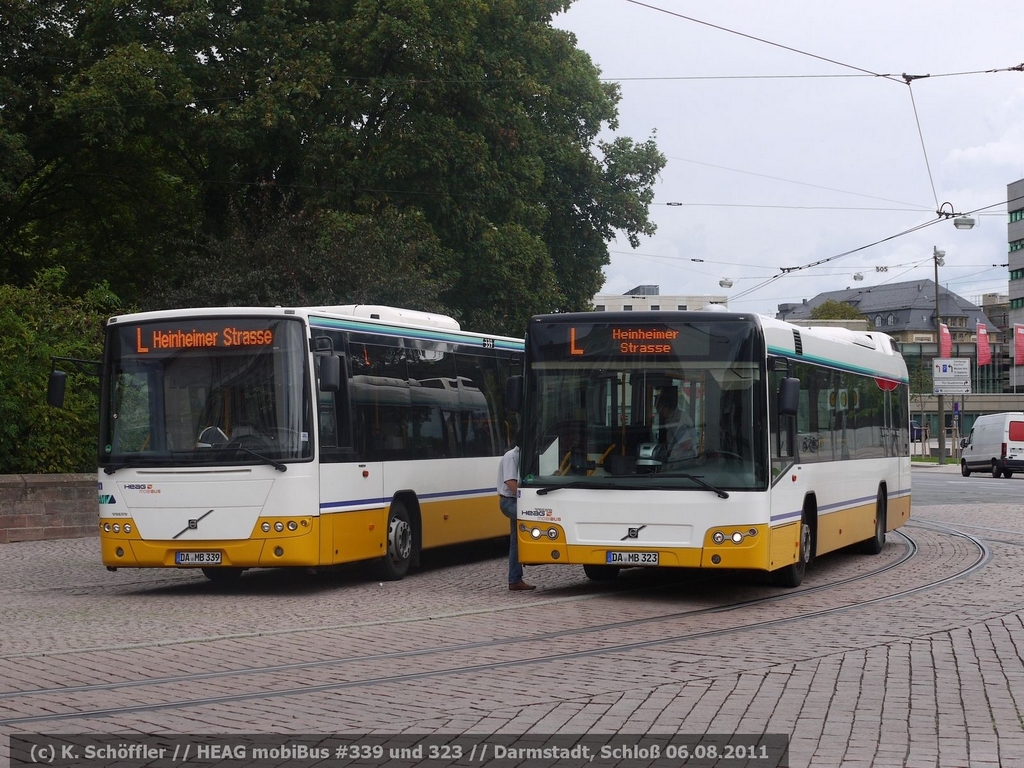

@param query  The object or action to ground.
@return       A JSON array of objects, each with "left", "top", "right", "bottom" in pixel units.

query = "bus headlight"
[
  {"left": 274, "top": 521, "right": 284, "bottom": 532},
  {"left": 123, "top": 524, "right": 131, "bottom": 533},
  {"left": 262, "top": 522, "right": 271, "bottom": 532},
  {"left": 112, "top": 524, "right": 120, "bottom": 533},
  {"left": 712, "top": 531, "right": 725, "bottom": 544},
  {"left": 546, "top": 528, "right": 558, "bottom": 540},
  {"left": 287, "top": 521, "right": 298, "bottom": 531},
  {"left": 731, "top": 531, "right": 744, "bottom": 544},
  {"left": 530, "top": 527, "right": 543, "bottom": 539}
]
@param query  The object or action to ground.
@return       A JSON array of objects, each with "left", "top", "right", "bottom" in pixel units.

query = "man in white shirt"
[{"left": 497, "top": 440, "right": 535, "bottom": 591}]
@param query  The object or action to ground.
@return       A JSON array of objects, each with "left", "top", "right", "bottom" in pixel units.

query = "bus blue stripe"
[
  {"left": 771, "top": 486, "right": 911, "bottom": 524},
  {"left": 320, "top": 487, "right": 495, "bottom": 512}
]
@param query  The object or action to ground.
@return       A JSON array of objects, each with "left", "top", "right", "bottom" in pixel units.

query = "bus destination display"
[
  {"left": 569, "top": 325, "right": 683, "bottom": 357},
  {"left": 126, "top": 323, "right": 275, "bottom": 354}
]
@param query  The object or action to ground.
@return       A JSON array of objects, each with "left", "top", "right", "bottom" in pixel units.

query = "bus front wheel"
[
  {"left": 378, "top": 502, "right": 414, "bottom": 581},
  {"left": 859, "top": 489, "right": 886, "bottom": 555}
]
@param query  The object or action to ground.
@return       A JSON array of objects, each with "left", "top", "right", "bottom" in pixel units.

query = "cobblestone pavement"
[{"left": 2, "top": 464, "right": 1024, "bottom": 768}]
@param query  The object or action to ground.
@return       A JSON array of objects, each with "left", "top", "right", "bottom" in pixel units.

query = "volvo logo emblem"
[
  {"left": 173, "top": 509, "right": 214, "bottom": 539},
  {"left": 621, "top": 525, "right": 647, "bottom": 541}
]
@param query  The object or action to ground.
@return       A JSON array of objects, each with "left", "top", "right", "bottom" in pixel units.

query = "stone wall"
[{"left": 0, "top": 475, "right": 97, "bottom": 543}]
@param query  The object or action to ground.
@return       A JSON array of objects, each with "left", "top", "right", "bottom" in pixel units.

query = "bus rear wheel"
[
  {"left": 378, "top": 502, "right": 414, "bottom": 581},
  {"left": 583, "top": 564, "right": 620, "bottom": 581},
  {"left": 771, "top": 518, "right": 811, "bottom": 588}
]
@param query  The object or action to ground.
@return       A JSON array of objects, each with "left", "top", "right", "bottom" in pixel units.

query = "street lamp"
[
  {"left": 930, "top": 210, "right": 977, "bottom": 464},
  {"left": 934, "top": 247, "right": 947, "bottom": 464}
]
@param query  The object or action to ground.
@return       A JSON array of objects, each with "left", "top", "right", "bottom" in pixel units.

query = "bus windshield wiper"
[
  {"left": 534, "top": 476, "right": 728, "bottom": 498},
  {"left": 230, "top": 445, "right": 288, "bottom": 472},
  {"left": 535, "top": 480, "right": 616, "bottom": 495},
  {"left": 658, "top": 473, "right": 729, "bottom": 498}
]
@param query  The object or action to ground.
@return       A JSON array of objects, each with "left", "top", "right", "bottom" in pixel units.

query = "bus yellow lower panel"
[
  {"left": 815, "top": 501, "right": 876, "bottom": 555},
  {"left": 517, "top": 523, "right": 773, "bottom": 571},
  {"left": 418, "top": 496, "right": 508, "bottom": 549},
  {"left": 769, "top": 521, "right": 802, "bottom": 571},
  {"left": 100, "top": 521, "right": 319, "bottom": 569},
  {"left": 323, "top": 508, "right": 387, "bottom": 565},
  {"left": 888, "top": 494, "right": 911, "bottom": 529}
]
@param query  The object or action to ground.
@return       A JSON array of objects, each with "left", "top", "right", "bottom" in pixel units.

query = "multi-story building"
[
  {"left": 776, "top": 279, "right": 1002, "bottom": 394},
  {"left": 591, "top": 285, "right": 726, "bottom": 312},
  {"left": 1008, "top": 178, "right": 1024, "bottom": 391}
]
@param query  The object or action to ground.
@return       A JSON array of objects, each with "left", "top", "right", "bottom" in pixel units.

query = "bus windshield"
[
  {"left": 521, "top": 316, "right": 768, "bottom": 491},
  {"left": 101, "top": 317, "right": 312, "bottom": 466}
]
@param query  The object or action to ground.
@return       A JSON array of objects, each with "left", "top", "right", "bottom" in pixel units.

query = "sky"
[{"left": 553, "top": 0, "right": 1024, "bottom": 317}]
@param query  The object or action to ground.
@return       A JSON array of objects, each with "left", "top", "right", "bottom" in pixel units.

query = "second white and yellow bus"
[{"left": 509, "top": 311, "right": 911, "bottom": 587}]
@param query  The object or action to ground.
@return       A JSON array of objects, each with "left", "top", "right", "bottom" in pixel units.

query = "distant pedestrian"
[{"left": 497, "top": 437, "right": 535, "bottom": 591}]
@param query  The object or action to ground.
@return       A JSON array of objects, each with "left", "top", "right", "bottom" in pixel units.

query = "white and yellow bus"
[
  {"left": 509, "top": 311, "right": 911, "bottom": 587},
  {"left": 53, "top": 305, "right": 522, "bottom": 581}
]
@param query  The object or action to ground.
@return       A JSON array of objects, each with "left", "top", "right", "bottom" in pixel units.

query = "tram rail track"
[{"left": 0, "top": 524, "right": 988, "bottom": 728}]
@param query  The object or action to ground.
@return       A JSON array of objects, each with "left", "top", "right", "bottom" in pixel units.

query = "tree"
[
  {"left": 2, "top": 0, "right": 665, "bottom": 338},
  {"left": 0, "top": 269, "right": 119, "bottom": 474},
  {"left": 810, "top": 300, "right": 868, "bottom": 323}
]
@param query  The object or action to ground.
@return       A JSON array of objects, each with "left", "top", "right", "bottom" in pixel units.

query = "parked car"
[
  {"left": 910, "top": 420, "right": 924, "bottom": 442},
  {"left": 959, "top": 412, "right": 1024, "bottom": 478}
]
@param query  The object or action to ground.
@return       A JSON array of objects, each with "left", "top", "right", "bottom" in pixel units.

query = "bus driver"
[{"left": 655, "top": 387, "right": 698, "bottom": 462}]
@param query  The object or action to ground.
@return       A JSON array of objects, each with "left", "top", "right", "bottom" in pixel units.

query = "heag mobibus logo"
[
  {"left": 124, "top": 483, "right": 161, "bottom": 494},
  {"left": 521, "top": 508, "right": 552, "bottom": 518}
]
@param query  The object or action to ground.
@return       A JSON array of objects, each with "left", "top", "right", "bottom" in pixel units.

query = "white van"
[{"left": 959, "top": 412, "right": 1024, "bottom": 478}]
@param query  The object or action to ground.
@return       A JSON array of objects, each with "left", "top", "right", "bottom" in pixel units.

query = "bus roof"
[{"left": 106, "top": 305, "right": 524, "bottom": 349}]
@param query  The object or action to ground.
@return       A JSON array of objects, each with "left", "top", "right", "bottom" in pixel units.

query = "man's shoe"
[{"left": 508, "top": 580, "right": 536, "bottom": 591}]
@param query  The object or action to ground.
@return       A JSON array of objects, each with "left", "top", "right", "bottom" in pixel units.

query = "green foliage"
[
  {"left": 810, "top": 299, "right": 867, "bottom": 322},
  {"left": 2, "top": 0, "right": 664, "bottom": 340},
  {"left": 0, "top": 269, "right": 119, "bottom": 474},
  {"left": 159, "top": 205, "right": 453, "bottom": 312}
]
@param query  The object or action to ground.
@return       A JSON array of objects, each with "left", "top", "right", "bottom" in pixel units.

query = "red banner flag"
[
  {"left": 939, "top": 323, "right": 952, "bottom": 358},
  {"left": 977, "top": 322, "right": 991, "bottom": 366},
  {"left": 1016, "top": 324, "right": 1024, "bottom": 365}
]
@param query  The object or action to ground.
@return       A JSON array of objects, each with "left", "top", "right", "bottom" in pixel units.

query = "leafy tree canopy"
[
  {"left": 810, "top": 299, "right": 868, "bottom": 322},
  {"left": 2, "top": 0, "right": 665, "bottom": 337},
  {"left": 0, "top": 269, "right": 119, "bottom": 474}
]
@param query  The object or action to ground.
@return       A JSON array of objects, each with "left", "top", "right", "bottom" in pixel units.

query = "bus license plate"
[
  {"left": 175, "top": 551, "right": 222, "bottom": 566},
  {"left": 606, "top": 551, "right": 659, "bottom": 566}
]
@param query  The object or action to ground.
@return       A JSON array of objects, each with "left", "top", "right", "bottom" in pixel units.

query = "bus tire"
[
  {"left": 202, "top": 567, "right": 243, "bottom": 582},
  {"left": 583, "top": 564, "right": 620, "bottom": 581},
  {"left": 859, "top": 488, "right": 887, "bottom": 555},
  {"left": 961, "top": 461, "right": 971, "bottom": 477},
  {"left": 771, "top": 515, "right": 811, "bottom": 588},
  {"left": 378, "top": 502, "right": 414, "bottom": 581}
]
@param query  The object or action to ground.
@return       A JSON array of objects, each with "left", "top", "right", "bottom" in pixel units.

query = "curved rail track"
[{"left": 0, "top": 523, "right": 990, "bottom": 728}]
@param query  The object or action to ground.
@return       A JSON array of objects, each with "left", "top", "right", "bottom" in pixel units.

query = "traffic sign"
[{"left": 933, "top": 357, "right": 971, "bottom": 395}]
